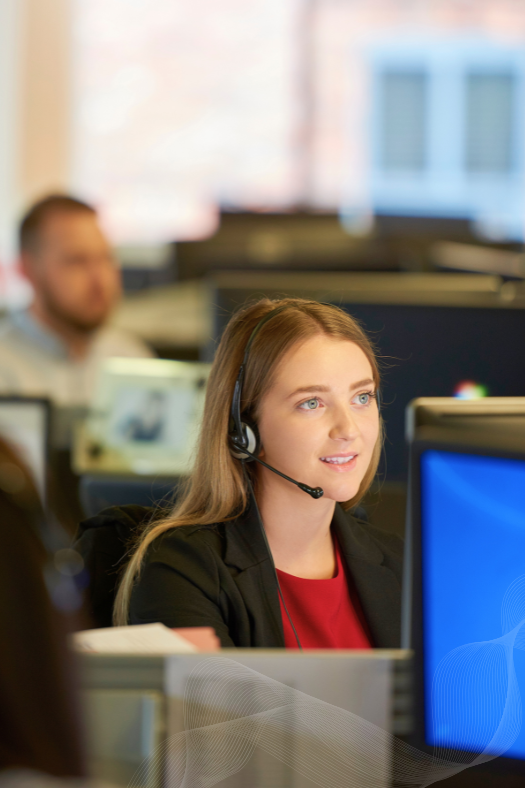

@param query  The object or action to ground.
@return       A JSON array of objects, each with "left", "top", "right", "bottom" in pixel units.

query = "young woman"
[{"left": 112, "top": 298, "right": 403, "bottom": 648}]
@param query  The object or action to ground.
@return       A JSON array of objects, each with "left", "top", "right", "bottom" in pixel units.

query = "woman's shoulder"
[
  {"left": 76, "top": 504, "right": 222, "bottom": 543},
  {"left": 358, "top": 518, "right": 404, "bottom": 556},
  {"left": 75, "top": 503, "right": 160, "bottom": 541},
  {"left": 147, "top": 519, "right": 226, "bottom": 557},
  {"left": 340, "top": 505, "right": 404, "bottom": 559},
  {"left": 75, "top": 504, "right": 226, "bottom": 587},
  {"left": 338, "top": 508, "right": 404, "bottom": 590}
]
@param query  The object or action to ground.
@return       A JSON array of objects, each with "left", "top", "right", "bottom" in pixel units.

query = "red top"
[{"left": 276, "top": 541, "right": 372, "bottom": 650}]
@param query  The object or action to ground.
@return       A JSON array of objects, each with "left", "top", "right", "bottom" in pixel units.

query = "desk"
[{"left": 80, "top": 649, "right": 412, "bottom": 788}]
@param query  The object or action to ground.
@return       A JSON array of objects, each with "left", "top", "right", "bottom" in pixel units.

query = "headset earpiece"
[
  {"left": 229, "top": 306, "right": 291, "bottom": 463},
  {"left": 229, "top": 418, "right": 260, "bottom": 461}
]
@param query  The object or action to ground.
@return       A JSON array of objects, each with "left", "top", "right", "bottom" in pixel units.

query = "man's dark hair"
[{"left": 19, "top": 194, "right": 96, "bottom": 253}]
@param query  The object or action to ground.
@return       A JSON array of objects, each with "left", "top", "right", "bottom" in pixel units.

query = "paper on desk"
[{"left": 73, "top": 623, "right": 198, "bottom": 654}]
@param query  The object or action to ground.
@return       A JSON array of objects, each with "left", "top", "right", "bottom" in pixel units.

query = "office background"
[
  {"left": 2, "top": 0, "right": 525, "bottom": 539},
  {"left": 1, "top": 4, "right": 525, "bottom": 788}
]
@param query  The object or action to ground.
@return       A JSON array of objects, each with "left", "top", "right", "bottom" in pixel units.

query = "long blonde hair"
[{"left": 113, "top": 297, "right": 383, "bottom": 625}]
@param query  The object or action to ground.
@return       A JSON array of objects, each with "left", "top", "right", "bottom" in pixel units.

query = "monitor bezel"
[
  {"left": 408, "top": 428, "right": 525, "bottom": 778},
  {"left": 406, "top": 396, "right": 525, "bottom": 442}
]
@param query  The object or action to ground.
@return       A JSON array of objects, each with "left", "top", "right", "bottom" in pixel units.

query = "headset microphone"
[{"left": 239, "top": 446, "right": 324, "bottom": 499}]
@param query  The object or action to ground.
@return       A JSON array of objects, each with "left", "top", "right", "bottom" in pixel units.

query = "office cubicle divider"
[{"left": 80, "top": 650, "right": 412, "bottom": 788}]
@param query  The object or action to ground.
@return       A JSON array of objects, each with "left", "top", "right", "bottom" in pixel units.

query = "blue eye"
[
  {"left": 299, "top": 398, "right": 319, "bottom": 410},
  {"left": 354, "top": 391, "right": 375, "bottom": 406}
]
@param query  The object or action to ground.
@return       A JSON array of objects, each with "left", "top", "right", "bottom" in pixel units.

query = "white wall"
[
  {"left": 0, "top": 0, "right": 22, "bottom": 273},
  {"left": 0, "top": 0, "right": 72, "bottom": 305},
  {"left": 17, "top": 0, "right": 72, "bottom": 203}
]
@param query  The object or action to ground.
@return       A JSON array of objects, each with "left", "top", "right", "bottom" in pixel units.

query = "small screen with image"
[
  {"left": 79, "top": 358, "right": 211, "bottom": 476},
  {"left": 0, "top": 398, "right": 49, "bottom": 500},
  {"left": 110, "top": 387, "right": 195, "bottom": 450}
]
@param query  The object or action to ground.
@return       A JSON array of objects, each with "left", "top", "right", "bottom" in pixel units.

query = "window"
[
  {"left": 380, "top": 71, "right": 427, "bottom": 171},
  {"left": 367, "top": 39, "right": 525, "bottom": 241},
  {"left": 465, "top": 73, "right": 515, "bottom": 173}
]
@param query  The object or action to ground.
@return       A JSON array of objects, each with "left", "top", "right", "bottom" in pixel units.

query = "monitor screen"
[
  {"left": 420, "top": 448, "right": 525, "bottom": 759},
  {"left": 0, "top": 398, "right": 49, "bottom": 500},
  {"left": 76, "top": 358, "right": 211, "bottom": 476}
]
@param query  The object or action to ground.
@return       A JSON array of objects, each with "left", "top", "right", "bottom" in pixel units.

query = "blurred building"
[{"left": 71, "top": 0, "right": 525, "bottom": 244}]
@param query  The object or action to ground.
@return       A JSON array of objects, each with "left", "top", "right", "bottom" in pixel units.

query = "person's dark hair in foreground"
[{"left": 0, "top": 438, "right": 85, "bottom": 779}]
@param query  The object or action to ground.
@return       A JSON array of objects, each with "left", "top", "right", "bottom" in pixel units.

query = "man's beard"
[{"left": 41, "top": 290, "right": 109, "bottom": 334}]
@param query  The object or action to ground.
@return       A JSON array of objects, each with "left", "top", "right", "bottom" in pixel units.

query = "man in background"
[{"left": 0, "top": 195, "right": 152, "bottom": 406}]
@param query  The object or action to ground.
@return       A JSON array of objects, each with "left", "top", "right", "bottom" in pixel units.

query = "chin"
[
  {"left": 49, "top": 299, "right": 110, "bottom": 333},
  {"left": 326, "top": 482, "right": 362, "bottom": 504},
  {"left": 69, "top": 310, "right": 110, "bottom": 332}
]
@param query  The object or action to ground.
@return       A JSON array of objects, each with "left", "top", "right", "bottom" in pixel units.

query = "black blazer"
[{"left": 127, "top": 502, "right": 403, "bottom": 649}]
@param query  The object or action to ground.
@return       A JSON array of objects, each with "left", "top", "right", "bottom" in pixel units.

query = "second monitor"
[
  {"left": 74, "top": 358, "right": 211, "bottom": 476},
  {"left": 406, "top": 419, "right": 525, "bottom": 783}
]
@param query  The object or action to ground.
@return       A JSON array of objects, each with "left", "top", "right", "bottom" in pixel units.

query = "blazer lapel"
[
  {"left": 221, "top": 500, "right": 401, "bottom": 649},
  {"left": 223, "top": 503, "right": 285, "bottom": 647},
  {"left": 332, "top": 505, "right": 402, "bottom": 648}
]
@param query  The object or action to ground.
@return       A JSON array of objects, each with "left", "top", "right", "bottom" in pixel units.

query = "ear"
[{"left": 18, "top": 252, "right": 37, "bottom": 285}]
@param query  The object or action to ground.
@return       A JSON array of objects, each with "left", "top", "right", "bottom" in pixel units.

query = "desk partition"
[{"left": 80, "top": 650, "right": 411, "bottom": 788}]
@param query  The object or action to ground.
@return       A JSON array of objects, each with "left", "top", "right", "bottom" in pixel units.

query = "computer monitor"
[
  {"left": 0, "top": 396, "right": 50, "bottom": 501},
  {"left": 74, "top": 358, "right": 211, "bottom": 476},
  {"left": 406, "top": 396, "right": 525, "bottom": 443},
  {"left": 407, "top": 426, "right": 525, "bottom": 781}
]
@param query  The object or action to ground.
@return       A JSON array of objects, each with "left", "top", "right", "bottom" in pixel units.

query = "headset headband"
[{"left": 230, "top": 305, "right": 290, "bottom": 449}]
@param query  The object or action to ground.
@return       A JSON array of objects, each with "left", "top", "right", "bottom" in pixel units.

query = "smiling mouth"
[{"left": 320, "top": 455, "right": 357, "bottom": 465}]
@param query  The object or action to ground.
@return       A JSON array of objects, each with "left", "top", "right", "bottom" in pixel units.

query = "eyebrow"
[{"left": 287, "top": 378, "right": 375, "bottom": 399}]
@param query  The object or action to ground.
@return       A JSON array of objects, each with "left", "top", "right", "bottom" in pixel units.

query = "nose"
[
  {"left": 90, "top": 255, "right": 116, "bottom": 293},
  {"left": 328, "top": 403, "right": 359, "bottom": 443}
]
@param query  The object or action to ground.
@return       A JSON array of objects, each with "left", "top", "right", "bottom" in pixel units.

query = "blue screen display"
[{"left": 421, "top": 449, "right": 525, "bottom": 759}]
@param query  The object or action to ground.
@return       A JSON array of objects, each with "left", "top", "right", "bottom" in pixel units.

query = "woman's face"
[{"left": 257, "top": 335, "right": 380, "bottom": 503}]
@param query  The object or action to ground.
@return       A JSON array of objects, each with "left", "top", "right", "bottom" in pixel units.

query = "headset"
[
  {"left": 228, "top": 303, "right": 381, "bottom": 650},
  {"left": 229, "top": 304, "right": 381, "bottom": 480},
  {"left": 229, "top": 305, "right": 324, "bottom": 499}
]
